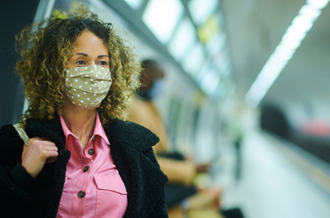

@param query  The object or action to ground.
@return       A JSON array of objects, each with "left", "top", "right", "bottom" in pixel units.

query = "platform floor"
[{"left": 218, "top": 129, "right": 330, "bottom": 218}]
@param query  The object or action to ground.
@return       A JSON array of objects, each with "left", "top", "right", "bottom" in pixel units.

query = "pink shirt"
[{"left": 57, "top": 113, "right": 127, "bottom": 218}]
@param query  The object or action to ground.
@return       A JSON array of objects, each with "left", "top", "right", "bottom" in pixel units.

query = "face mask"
[
  {"left": 137, "top": 79, "right": 166, "bottom": 100},
  {"left": 148, "top": 79, "right": 166, "bottom": 98},
  {"left": 65, "top": 65, "right": 112, "bottom": 109}
]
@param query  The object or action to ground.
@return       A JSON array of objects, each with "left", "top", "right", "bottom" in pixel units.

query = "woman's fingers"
[
  {"left": 21, "top": 137, "right": 58, "bottom": 178},
  {"left": 38, "top": 139, "right": 58, "bottom": 150},
  {"left": 45, "top": 151, "right": 59, "bottom": 163}
]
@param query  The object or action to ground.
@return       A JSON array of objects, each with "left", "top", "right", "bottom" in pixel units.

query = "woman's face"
[
  {"left": 63, "top": 30, "right": 110, "bottom": 110},
  {"left": 67, "top": 30, "right": 109, "bottom": 69}
]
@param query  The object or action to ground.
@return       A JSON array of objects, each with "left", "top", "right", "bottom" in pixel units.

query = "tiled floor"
[{"left": 219, "top": 129, "right": 330, "bottom": 218}]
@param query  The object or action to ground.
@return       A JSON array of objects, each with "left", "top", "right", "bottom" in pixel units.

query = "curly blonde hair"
[{"left": 16, "top": 5, "right": 141, "bottom": 126}]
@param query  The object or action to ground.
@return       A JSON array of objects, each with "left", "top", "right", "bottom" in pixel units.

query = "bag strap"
[{"left": 13, "top": 123, "right": 30, "bottom": 145}]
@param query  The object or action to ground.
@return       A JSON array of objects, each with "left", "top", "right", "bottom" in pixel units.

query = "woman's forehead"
[{"left": 73, "top": 30, "right": 108, "bottom": 54}]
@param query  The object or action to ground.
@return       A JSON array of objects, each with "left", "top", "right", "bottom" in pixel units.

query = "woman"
[{"left": 0, "top": 5, "right": 168, "bottom": 218}]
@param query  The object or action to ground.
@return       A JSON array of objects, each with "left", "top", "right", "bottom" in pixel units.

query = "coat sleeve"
[
  {"left": 143, "top": 148, "right": 168, "bottom": 218},
  {"left": 0, "top": 125, "right": 36, "bottom": 217}
]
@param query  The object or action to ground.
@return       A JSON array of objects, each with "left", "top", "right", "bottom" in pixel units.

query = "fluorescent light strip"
[
  {"left": 182, "top": 43, "right": 205, "bottom": 76},
  {"left": 188, "top": 0, "right": 219, "bottom": 26},
  {"left": 125, "top": 0, "right": 144, "bottom": 9},
  {"left": 142, "top": 0, "right": 184, "bottom": 44},
  {"left": 245, "top": 0, "right": 329, "bottom": 107},
  {"left": 168, "top": 18, "right": 196, "bottom": 61}
]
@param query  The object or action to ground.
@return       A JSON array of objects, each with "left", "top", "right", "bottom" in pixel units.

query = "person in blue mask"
[
  {"left": 129, "top": 60, "right": 224, "bottom": 218},
  {"left": 136, "top": 60, "right": 167, "bottom": 101},
  {"left": 129, "top": 59, "right": 245, "bottom": 218}
]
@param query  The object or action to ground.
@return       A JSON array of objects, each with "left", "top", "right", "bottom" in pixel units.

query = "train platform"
[{"left": 221, "top": 128, "right": 330, "bottom": 218}]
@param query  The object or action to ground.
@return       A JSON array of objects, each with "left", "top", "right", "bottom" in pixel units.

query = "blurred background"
[{"left": 1, "top": 0, "right": 330, "bottom": 217}]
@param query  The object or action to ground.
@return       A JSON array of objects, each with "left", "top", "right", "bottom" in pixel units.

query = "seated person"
[{"left": 129, "top": 59, "right": 223, "bottom": 218}]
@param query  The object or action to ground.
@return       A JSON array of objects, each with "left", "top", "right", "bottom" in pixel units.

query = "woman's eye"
[
  {"left": 98, "top": 61, "right": 108, "bottom": 66},
  {"left": 76, "top": 60, "right": 86, "bottom": 65}
]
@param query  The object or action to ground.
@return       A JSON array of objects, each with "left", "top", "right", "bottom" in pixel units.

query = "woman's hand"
[{"left": 21, "top": 137, "right": 58, "bottom": 178}]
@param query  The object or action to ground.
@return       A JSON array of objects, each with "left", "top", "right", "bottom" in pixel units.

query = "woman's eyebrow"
[
  {"left": 75, "top": 53, "right": 88, "bottom": 56},
  {"left": 74, "top": 53, "right": 108, "bottom": 58},
  {"left": 98, "top": 55, "right": 109, "bottom": 58}
]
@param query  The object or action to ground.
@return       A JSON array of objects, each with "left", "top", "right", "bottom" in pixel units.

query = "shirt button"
[
  {"left": 88, "top": 149, "right": 94, "bottom": 155},
  {"left": 83, "top": 166, "right": 90, "bottom": 172},
  {"left": 77, "top": 191, "right": 85, "bottom": 198},
  {"left": 92, "top": 136, "right": 96, "bottom": 142}
]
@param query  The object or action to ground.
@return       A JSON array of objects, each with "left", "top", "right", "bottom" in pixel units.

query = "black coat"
[{"left": 0, "top": 115, "right": 168, "bottom": 218}]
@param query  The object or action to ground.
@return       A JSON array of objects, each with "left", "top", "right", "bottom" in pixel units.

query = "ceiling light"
[
  {"left": 124, "top": 0, "right": 144, "bottom": 9},
  {"left": 207, "top": 33, "right": 226, "bottom": 56},
  {"left": 168, "top": 18, "right": 197, "bottom": 61},
  {"left": 142, "top": 0, "right": 184, "bottom": 44},
  {"left": 245, "top": 0, "right": 329, "bottom": 107},
  {"left": 307, "top": 0, "right": 329, "bottom": 9},
  {"left": 200, "top": 66, "right": 220, "bottom": 96},
  {"left": 182, "top": 43, "right": 205, "bottom": 76},
  {"left": 188, "top": 0, "right": 219, "bottom": 26}
]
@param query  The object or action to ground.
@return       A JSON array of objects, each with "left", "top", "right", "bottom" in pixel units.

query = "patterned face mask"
[{"left": 65, "top": 65, "right": 112, "bottom": 109}]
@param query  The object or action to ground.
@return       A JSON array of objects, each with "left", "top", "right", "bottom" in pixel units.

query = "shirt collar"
[
  {"left": 59, "top": 112, "right": 110, "bottom": 146},
  {"left": 93, "top": 112, "right": 110, "bottom": 145}
]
